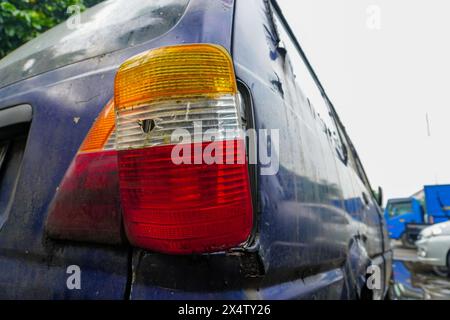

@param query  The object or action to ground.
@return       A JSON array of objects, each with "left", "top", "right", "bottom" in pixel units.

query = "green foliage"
[{"left": 0, "top": 0, "right": 104, "bottom": 59}]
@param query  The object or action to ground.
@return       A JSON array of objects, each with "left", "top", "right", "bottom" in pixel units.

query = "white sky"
[{"left": 278, "top": 0, "right": 450, "bottom": 202}]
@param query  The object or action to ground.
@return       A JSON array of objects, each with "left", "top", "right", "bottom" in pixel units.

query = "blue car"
[{"left": 0, "top": 0, "right": 392, "bottom": 299}]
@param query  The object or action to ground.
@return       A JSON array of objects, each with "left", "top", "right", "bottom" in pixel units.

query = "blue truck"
[
  {"left": 0, "top": 0, "right": 392, "bottom": 299},
  {"left": 385, "top": 185, "right": 450, "bottom": 247}
]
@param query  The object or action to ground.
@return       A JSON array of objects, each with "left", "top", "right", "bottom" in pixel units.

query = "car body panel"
[{"left": 233, "top": 0, "right": 387, "bottom": 285}]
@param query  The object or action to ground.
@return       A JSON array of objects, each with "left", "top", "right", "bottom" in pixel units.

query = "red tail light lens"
[
  {"left": 119, "top": 141, "right": 253, "bottom": 254},
  {"left": 115, "top": 44, "right": 254, "bottom": 254},
  {"left": 46, "top": 151, "right": 122, "bottom": 244}
]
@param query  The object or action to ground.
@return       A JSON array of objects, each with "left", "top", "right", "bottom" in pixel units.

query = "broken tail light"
[
  {"left": 115, "top": 44, "right": 254, "bottom": 254},
  {"left": 46, "top": 44, "right": 253, "bottom": 254}
]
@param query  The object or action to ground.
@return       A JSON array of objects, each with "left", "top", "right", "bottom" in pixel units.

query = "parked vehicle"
[
  {"left": 416, "top": 221, "right": 450, "bottom": 273},
  {"left": 385, "top": 185, "right": 450, "bottom": 247},
  {"left": 0, "top": 0, "right": 392, "bottom": 299}
]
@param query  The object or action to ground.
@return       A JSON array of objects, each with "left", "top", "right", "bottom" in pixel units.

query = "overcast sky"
[{"left": 278, "top": 0, "right": 450, "bottom": 202}]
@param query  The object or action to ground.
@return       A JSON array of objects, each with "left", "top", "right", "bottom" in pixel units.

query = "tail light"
[
  {"left": 46, "top": 100, "right": 122, "bottom": 244},
  {"left": 46, "top": 44, "right": 253, "bottom": 255},
  {"left": 115, "top": 44, "right": 253, "bottom": 254}
]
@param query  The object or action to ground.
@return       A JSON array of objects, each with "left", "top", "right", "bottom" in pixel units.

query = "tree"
[{"left": 0, "top": 0, "right": 104, "bottom": 59}]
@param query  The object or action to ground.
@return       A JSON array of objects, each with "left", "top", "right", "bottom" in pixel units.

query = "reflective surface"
[
  {"left": 392, "top": 246, "right": 450, "bottom": 300},
  {"left": 0, "top": 0, "right": 190, "bottom": 89}
]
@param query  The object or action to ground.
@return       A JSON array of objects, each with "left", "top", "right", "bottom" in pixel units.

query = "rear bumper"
[{"left": 129, "top": 248, "right": 351, "bottom": 300}]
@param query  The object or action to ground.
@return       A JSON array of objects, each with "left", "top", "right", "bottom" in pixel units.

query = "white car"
[{"left": 416, "top": 221, "right": 450, "bottom": 272}]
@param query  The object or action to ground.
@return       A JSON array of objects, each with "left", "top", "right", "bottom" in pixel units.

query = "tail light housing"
[
  {"left": 47, "top": 44, "right": 254, "bottom": 255},
  {"left": 115, "top": 44, "right": 253, "bottom": 254}
]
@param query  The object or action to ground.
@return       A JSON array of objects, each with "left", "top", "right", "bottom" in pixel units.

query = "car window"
[
  {"left": 387, "top": 201, "right": 412, "bottom": 218},
  {"left": 0, "top": 0, "right": 190, "bottom": 89}
]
